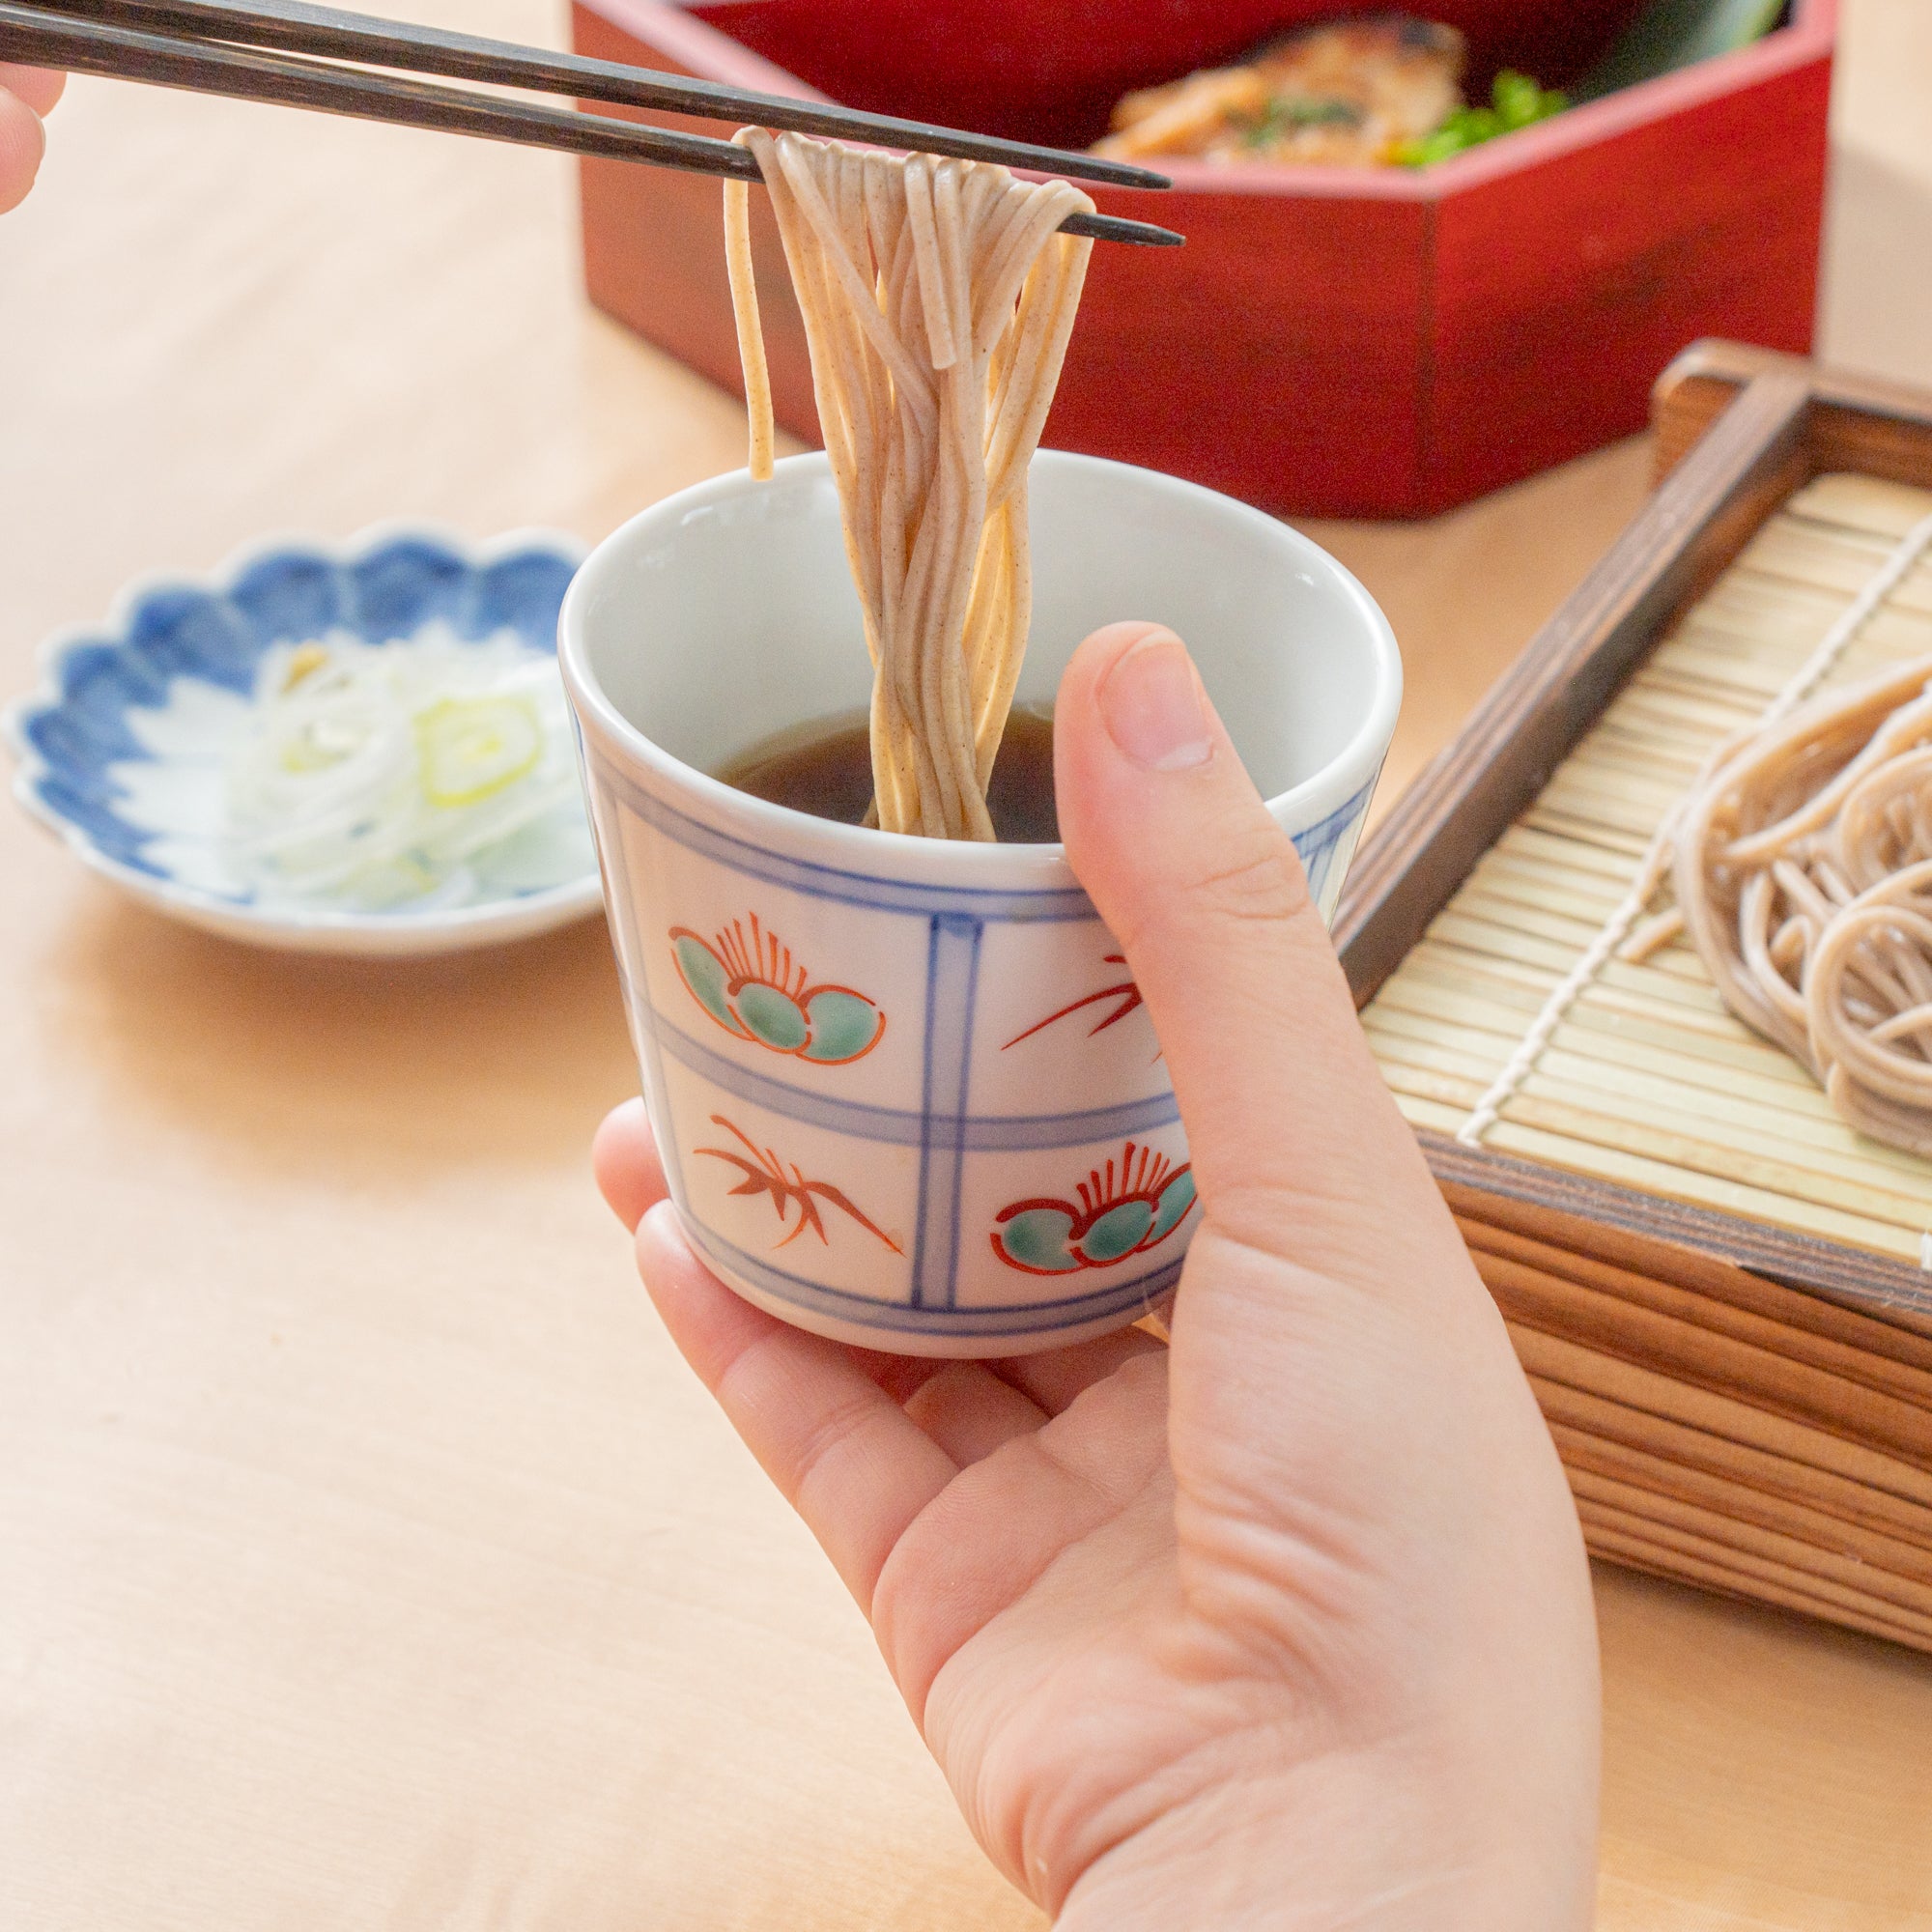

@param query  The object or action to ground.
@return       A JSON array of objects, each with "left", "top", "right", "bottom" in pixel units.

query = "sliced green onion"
[{"left": 225, "top": 627, "right": 592, "bottom": 913}]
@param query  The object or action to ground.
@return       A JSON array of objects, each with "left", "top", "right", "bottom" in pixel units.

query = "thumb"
[{"left": 1054, "top": 622, "right": 1457, "bottom": 1293}]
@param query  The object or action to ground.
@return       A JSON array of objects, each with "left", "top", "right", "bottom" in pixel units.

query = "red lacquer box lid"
[{"left": 574, "top": 0, "right": 1835, "bottom": 518}]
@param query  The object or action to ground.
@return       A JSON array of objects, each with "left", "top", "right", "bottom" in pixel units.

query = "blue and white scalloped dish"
[{"left": 4, "top": 526, "right": 604, "bottom": 955}]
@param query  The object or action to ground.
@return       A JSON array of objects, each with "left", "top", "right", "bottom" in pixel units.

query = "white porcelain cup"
[{"left": 561, "top": 452, "right": 1401, "bottom": 1356}]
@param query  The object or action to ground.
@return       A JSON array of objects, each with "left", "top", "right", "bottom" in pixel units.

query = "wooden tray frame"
[{"left": 1335, "top": 339, "right": 1932, "bottom": 1337}]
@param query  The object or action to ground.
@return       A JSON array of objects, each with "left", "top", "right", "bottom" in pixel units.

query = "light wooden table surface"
[{"left": 4, "top": 5, "right": 1931, "bottom": 1926}]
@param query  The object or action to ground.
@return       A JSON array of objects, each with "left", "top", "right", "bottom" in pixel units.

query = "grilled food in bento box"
[{"left": 1096, "top": 15, "right": 1470, "bottom": 166}]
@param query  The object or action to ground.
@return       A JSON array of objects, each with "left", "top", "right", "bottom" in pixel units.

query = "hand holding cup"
[{"left": 594, "top": 622, "right": 1601, "bottom": 1931}]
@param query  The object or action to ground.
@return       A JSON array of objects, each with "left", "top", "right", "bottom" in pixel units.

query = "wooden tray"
[
  {"left": 1338, "top": 340, "right": 1932, "bottom": 1649},
  {"left": 571, "top": 0, "right": 1833, "bottom": 518}
]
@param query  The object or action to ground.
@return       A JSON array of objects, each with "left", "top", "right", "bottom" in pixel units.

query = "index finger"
[{"left": 592, "top": 1096, "right": 670, "bottom": 1233}]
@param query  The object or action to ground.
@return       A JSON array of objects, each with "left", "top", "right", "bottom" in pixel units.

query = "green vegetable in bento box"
[
  {"left": 1492, "top": 68, "right": 1556, "bottom": 128},
  {"left": 1574, "top": 0, "right": 1787, "bottom": 101},
  {"left": 1394, "top": 70, "right": 1565, "bottom": 166}
]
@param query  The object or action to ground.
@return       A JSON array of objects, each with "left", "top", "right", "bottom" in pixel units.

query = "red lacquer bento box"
[{"left": 572, "top": 0, "right": 1834, "bottom": 518}]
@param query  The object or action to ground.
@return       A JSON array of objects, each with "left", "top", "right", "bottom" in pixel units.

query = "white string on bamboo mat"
[{"left": 1457, "top": 506, "right": 1932, "bottom": 1157}]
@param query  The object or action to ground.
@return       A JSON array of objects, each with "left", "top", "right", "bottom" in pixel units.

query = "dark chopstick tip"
[
  {"left": 1061, "top": 212, "right": 1185, "bottom": 247},
  {"left": 1084, "top": 161, "right": 1173, "bottom": 191}
]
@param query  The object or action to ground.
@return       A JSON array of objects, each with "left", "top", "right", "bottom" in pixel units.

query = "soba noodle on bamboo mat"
[{"left": 1362, "top": 472, "right": 1932, "bottom": 1265}]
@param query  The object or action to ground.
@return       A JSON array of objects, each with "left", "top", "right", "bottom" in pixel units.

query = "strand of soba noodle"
[
  {"left": 721, "top": 155, "right": 774, "bottom": 483},
  {"left": 1459, "top": 510, "right": 1932, "bottom": 1151},
  {"left": 723, "top": 128, "right": 1093, "bottom": 838}
]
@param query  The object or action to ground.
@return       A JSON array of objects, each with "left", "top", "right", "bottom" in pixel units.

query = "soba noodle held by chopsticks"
[{"left": 723, "top": 128, "right": 1094, "bottom": 840}]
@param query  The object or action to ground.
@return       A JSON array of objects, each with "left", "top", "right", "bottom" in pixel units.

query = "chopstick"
[
  {"left": 0, "top": 2, "right": 1182, "bottom": 245},
  {"left": 34, "top": 0, "right": 1173, "bottom": 192}
]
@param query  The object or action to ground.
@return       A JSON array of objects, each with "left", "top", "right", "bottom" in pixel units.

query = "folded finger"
[
  {"left": 987, "top": 1321, "right": 1166, "bottom": 1416},
  {"left": 0, "top": 87, "right": 45, "bottom": 214},
  {"left": 591, "top": 1097, "right": 668, "bottom": 1232},
  {"left": 876, "top": 1352, "right": 1172, "bottom": 1719},
  {"left": 902, "top": 1362, "right": 1047, "bottom": 1463},
  {"left": 0, "top": 65, "right": 64, "bottom": 115},
  {"left": 638, "top": 1204, "right": 956, "bottom": 1609}
]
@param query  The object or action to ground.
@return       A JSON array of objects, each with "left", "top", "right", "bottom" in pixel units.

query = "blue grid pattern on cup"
[
  {"left": 603, "top": 768, "right": 1098, "bottom": 922},
  {"left": 685, "top": 1219, "right": 1190, "bottom": 1338},
  {"left": 600, "top": 756, "right": 1376, "bottom": 1335},
  {"left": 647, "top": 1008, "right": 1184, "bottom": 1149}
]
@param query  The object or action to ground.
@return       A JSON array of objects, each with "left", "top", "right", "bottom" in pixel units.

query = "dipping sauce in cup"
[{"left": 560, "top": 451, "right": 1401, "bottom": 1356}]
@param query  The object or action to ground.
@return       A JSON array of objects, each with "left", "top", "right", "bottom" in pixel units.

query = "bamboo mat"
[
  {"left": 1361, "top": 473, "right": 1932, "bottom": 1649},
  {"left": 1365, "top": 472, "right": 1932, "bottom": 1264}
]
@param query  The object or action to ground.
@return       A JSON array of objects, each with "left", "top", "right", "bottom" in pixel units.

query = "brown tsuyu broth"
[{"left": 718, "top": 705, "right": 1061, "bottom": 843}]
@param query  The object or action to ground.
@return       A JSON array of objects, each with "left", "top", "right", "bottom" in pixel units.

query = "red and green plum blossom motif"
[
  {"left": 992, "top": 1143, "right": 1195, "bottom": 1275},
  {"left": 671, "top": 913, "right": 885, "bottom": 1065}
]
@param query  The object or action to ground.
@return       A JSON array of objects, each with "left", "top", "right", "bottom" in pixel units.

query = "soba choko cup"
[{"left": 560, "top": 451, "right": 1401, "bottom": 1356}]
